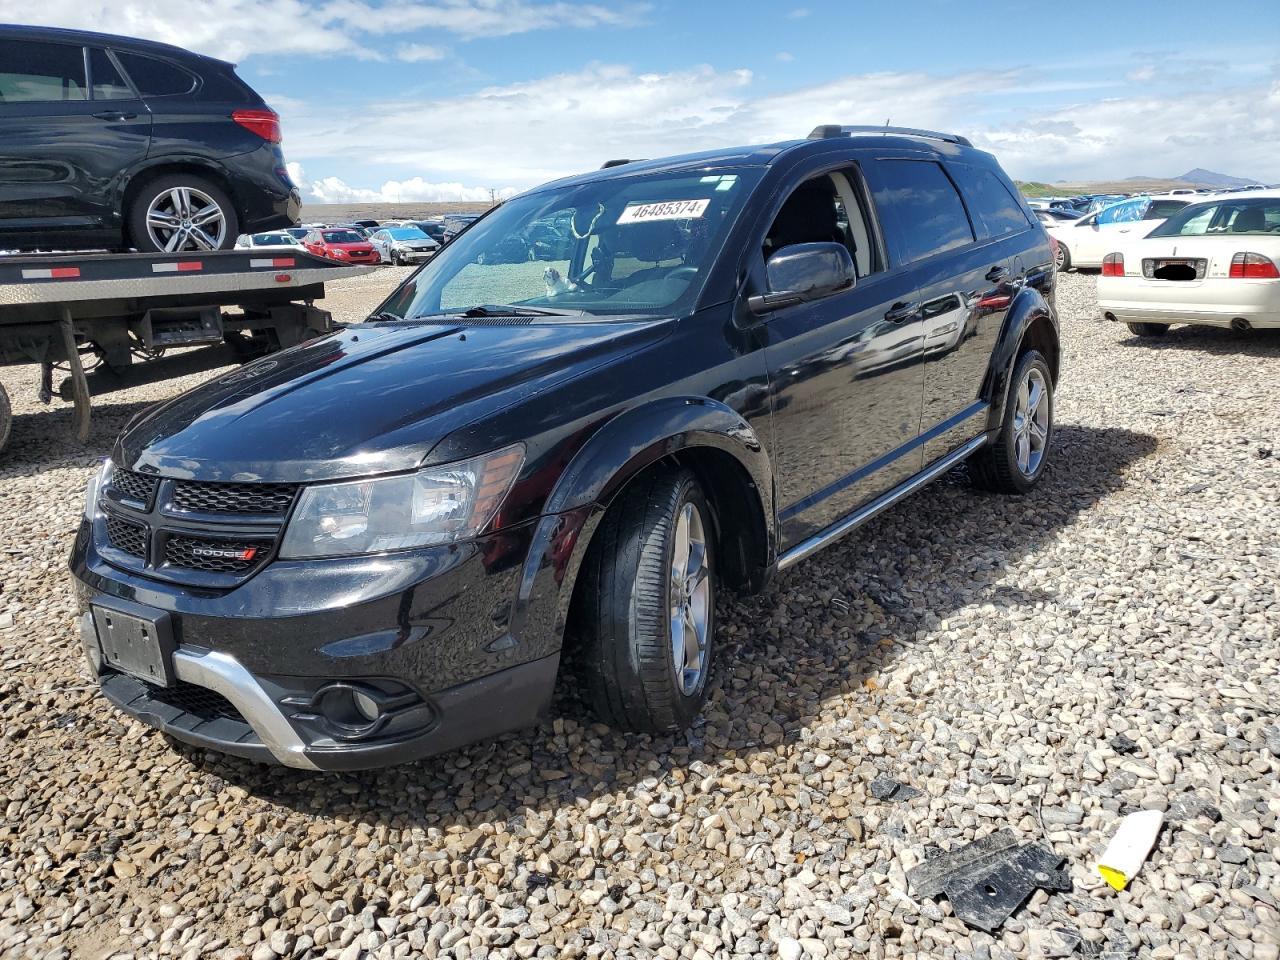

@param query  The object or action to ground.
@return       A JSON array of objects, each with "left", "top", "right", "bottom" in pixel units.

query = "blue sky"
[{"left": 13, "top": 0, "right": 1280, "bottom": 201}]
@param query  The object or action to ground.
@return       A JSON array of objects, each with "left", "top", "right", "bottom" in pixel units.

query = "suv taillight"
[
  {"left": 1228, "top": 252, "right": 1280, "bottom": 279},
  {"left": 232, "top": 108, "right": 281, "bottom": 143},
  {"left": 1101, "top": 253, "right": 1124, "bottom": 277}
]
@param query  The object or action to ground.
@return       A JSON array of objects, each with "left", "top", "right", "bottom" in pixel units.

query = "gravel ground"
[{"left": 1, "top": 270, "right": 1277, "bottom": 960}]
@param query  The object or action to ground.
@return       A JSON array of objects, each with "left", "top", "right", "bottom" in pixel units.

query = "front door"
[
  {"left": 761, "top": 167, "right": 926, "bottom": 550},
  {"left": 0, "top": 38, "right": 151, "bottom": 246}
]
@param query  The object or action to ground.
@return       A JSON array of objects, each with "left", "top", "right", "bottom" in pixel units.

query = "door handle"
[
  {"left": 92, "top": 111, "right": 137, "bottom": 121},
  {"left": 985, "top": 265, "right": 1007, "bottom": 283},
  {"left": 884, "top": 301, "right": 919, "bottom": 324}
]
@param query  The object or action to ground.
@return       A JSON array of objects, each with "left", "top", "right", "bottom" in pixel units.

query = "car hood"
[{"left": 117, "top": 318, "right": 673, "bottom": 482}]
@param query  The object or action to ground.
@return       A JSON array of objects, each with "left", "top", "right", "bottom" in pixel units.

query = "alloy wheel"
[
  {"left": 1012, "top": 367, "right": 1050, "bottom": 477},
  {"left": 145, "top": 186, "right": 227, "bottom": 252},
  {"left": 669, "top": 501, "right": 711, "bottom": 696}
]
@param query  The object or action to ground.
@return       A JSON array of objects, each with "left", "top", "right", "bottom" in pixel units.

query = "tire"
[
  {"left": 127, "top": 174, "right": 238, "bottom": 253},
  {"left": 1127, "top": 322, "right": 1170, "bottom": 337},
  {"left": 574, "top": 466, "right": 717, "bottom": 733},
  {"left": 1054, "top": 242, "right": 1070, "bottom": 271},
  {"left": 970, "top": 350, "right": 1054, "bottom": 494},
  {"left": 0, "top": 382, "right": 11, "bottom": 456}
]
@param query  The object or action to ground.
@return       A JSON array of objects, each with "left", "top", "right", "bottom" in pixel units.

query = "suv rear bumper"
[{"left": 70, "top": 517, "right": 560, "bottom": 770}]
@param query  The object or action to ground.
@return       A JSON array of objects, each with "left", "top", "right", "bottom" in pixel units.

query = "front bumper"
[
  {"left": 70, "top": 518, "right": 560, "bottom": 770},
  {"left": 1098, "top": 276, "right": 1280, "bottom": 329}
]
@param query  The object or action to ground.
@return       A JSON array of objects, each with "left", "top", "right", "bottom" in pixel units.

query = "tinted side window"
[
  {"left": 114, "top": 52, "right": 197, "bottom": 97},
  {"left": 0, "top": 39, "right": 86, "bottom": 102},
  {"left": 871, "top": 160, "right": 974, "bottom": 264},
  {"left": 948, "top": 163, "right": 1030, "bottom": 240},
  {"left": 1146, "top": 199, "right": 1186, "bottom": 219},
  {"left": 88, "top": 49, "right": 133, "bottom": 100}
]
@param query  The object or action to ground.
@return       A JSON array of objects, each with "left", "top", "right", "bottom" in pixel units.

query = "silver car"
[{"left": 369, "top": 227, "right": 439, "bottom": 265}]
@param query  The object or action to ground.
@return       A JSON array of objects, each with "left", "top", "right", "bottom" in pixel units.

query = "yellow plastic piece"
[{"left": 1097, "top": 865, "right": 1129, "bottom": 891}]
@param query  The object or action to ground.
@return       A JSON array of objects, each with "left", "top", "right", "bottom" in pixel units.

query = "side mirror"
[{"left": 748, "top": 242, "right": 856, "bottom": 315}]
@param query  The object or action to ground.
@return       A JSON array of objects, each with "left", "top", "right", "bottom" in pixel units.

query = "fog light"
[{"left": 352, "top": 689, "right": 380, "bottom": 722}]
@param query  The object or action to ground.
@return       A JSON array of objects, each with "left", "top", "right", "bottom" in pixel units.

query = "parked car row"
[{"left": 235, "top": 214, "right": 492, "bottom": 265}]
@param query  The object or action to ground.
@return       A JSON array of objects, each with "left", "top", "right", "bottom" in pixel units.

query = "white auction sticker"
[{"left": 617, "top": 199, "right": 710, "bottom": 224}]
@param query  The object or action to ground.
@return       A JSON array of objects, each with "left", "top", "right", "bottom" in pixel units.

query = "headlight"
[
  {"left": 332, "top": 248, "right": 349, "bottom": 257},
  {"left": 279, "top": 445, "right": 524, "bottom": 558},
  {"left": 84, "top": 459, "right": 112, "bottom": 520}
]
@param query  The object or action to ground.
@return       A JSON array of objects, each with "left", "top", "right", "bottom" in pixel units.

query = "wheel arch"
[
  {"left": 507, "top": 396, "right": 776, "bottom": 668},
  {"left": 983, "top": 288, "right": 1060, "bottom": 432}
]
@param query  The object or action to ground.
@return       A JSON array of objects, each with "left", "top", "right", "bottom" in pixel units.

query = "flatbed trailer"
[{"left": 0, "top": 249, "right": 372, "bottom": 454}]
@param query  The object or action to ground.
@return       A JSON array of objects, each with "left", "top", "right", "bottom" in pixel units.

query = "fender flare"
[
  {"left": 983, "top": 286, "right": 1059, "bottom": 432},
  {"left": 507, "top": 396, "right": 775, "bottom": 663}
]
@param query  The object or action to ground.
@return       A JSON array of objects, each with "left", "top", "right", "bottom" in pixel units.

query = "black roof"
[
  {"left": 536, "top": 129, "right": 985, "bottom": 194},
  {"left": 0, "top": 23, "right": 233, "bottom": 67}
]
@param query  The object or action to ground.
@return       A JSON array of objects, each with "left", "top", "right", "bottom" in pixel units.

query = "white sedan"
[
  {"left": 1096, "top": 191, "right": 1280, "bottom": 337},
  {"left": 234, "top": 231, "right": 307, "bottom": 252},
  {"left": 1046, "top": 195, "right": 1201, "bottom": 271}
]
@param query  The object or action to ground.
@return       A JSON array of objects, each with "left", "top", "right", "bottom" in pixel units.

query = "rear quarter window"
[
  {"left": 114, "top": 52, "right": 198, "bottom": 97},
  {"left": 948, "top": 163, "right": 1031, "bottom": 240},
  {"left": 869, "top": 159, "right": 975, "bottom": 264}
]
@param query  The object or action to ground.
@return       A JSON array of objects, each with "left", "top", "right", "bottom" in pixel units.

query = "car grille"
[
  {"left": 171, "top": 480, "right": 297, "bottom": 516},
  {"left": 99, "top": 471, "right": 295, "bottom": 586},
  {"left": 105, "top": 515, "right": 148, "bottom": 558},
  {"left": 164, "top": 534, "right": 273, "bottom": 574},
  {"left": 145, "top": 680, "right": 245, "bottom": 724},
  {"left": 113, "top": 469, "right": 159, "bottom": 507}
]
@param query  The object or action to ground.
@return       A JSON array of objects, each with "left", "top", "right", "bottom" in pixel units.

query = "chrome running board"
[{"left": 777, "top": 435, "right": 987, "bottom": 571}]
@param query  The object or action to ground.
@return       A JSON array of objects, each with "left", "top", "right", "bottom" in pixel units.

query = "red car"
[{"left": 303, "top": 227, "right": 381, "bottom": 264}]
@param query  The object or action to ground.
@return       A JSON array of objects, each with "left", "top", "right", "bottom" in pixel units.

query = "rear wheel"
[
  {"left": 0, "top": 382, "right": 11, "bottom": 456},
  {"left": 1127, "top": 322, "right": 1170, "bottom": 337},
  {"left": 1054, "top": 241, "right": 1070, "bottom": 271},
  {"left": 574, "top": 467, "right": 716, "bottom": 733},
  {"left": 970, "top": 350, "right": 1054, "bottom": 494},
  {"left": 128, "top": 174, "right": 238, "bottom": 253}
]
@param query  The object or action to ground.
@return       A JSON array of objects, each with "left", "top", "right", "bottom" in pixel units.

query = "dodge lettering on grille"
[{"left": 190, "top": 545, "right": 258, "bottom": 561}]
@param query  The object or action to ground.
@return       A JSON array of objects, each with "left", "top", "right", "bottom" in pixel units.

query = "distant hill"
[{"left": 1175, "top": 168, "right": 1258, "bottom": 188}]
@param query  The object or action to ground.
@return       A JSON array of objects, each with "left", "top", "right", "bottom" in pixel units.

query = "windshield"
[
  {"left": 252, "top": 233, "right": 293, "bottom": 244},
  {"left": 1148, "top": 197, "right": 1280, "bottom": 237},
  {"left": 378, "top": 169, "right": 762, "bottom": 319},
  {"left": 386, "top": 227, "right": 429, "bottom": 240},
  {"left": 322, "top": 230, "right": 364, "bottom": 243}
]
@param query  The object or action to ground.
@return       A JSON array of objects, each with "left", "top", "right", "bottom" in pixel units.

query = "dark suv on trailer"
[
  {"left": 71, "top": 126, "right": 1059, "bottom": 770},
  {"left": 0, "top": 24, "right": 299, "bottom": 252}
]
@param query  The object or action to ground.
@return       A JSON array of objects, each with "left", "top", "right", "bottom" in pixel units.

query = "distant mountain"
[{"left": 1175, "top": 168, "right": 1258, "bottom": 188}]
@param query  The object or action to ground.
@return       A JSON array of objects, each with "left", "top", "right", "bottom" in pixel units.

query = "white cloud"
[
  {"left": 2, "top": 0, "right": 649, "bottom": 61},
  {"left": 776, "top": 51, "right": 794, "bottom": 62},
  {"left": 278, "top": 63, "right": 1280, "bottom": 193},
  {"left": 396, "top": 43, "right": 447, "bottom": 62},
  {"left": 787, "top": 7, "right": 810, "bottom": 17},
  {"left": 287, "top": 162, "right": 517, "bottom": 203}
]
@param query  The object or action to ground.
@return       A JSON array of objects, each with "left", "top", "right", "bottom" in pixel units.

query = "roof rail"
[{"left": 808, "top": 124, "right": 972, "bottom": 148}]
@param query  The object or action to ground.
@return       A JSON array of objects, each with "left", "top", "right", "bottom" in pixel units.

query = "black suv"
[
  {"left": 0, "top": 24, "right": 299, "bottom": 252},
  {"left": 71, "top": 126, "right": 1059, "bottom": 770}
]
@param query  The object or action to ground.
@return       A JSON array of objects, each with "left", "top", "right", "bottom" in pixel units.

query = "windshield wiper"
[
  {"left": 367, "top": 311, "right": 401, "bottom": 322},
  {"left": 461, "top": 303, "right": 573, "bottom": 317}
]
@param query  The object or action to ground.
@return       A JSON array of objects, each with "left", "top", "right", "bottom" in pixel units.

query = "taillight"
[
  {"left": 1228, "top": 252, "right": 1280, "bottom": 279},
  {"left": 1101, "top": 253, "right": 1124, "bottom": 277},
  {"left": 232, "top": 108, "right": 281, "bottom": 143}
]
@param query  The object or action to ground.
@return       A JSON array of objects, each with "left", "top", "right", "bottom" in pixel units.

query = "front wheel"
[
  {"left": 574, "top": 467, "right": 716, "bottom": 733},
  {"left": 128, "top": 174, "right": 238, "bottom": 253},
  {"left": 1127, "top": 322, "right": 1170, "bottom": 337},
  {"left": 970, "top": 350, "right": 1054, "bottom": 494}
]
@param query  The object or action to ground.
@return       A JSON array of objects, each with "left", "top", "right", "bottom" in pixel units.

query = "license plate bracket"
[{"left": 91, "top": 598, "right": 176, "bottom": 687}]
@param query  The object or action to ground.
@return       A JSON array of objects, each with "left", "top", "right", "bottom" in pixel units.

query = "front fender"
[
  {"left": 507, "top": 396, "right": 775, "bottom": 662},
  {"left": 983, "top": 286, "right": 1058, "bottom": 432}
]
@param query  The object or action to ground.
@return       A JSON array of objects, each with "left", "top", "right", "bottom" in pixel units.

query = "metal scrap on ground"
[{"left": 907, "top": 829, "right": 1072, "bottom": 932}]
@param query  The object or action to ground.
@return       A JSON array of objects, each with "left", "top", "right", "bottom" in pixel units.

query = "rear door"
[
  {"left": 0, "top": 38, "right": 151, "bottom": 245},
  {"left": 863, "top": 157, "right": 1004, "bottom": 462}
]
